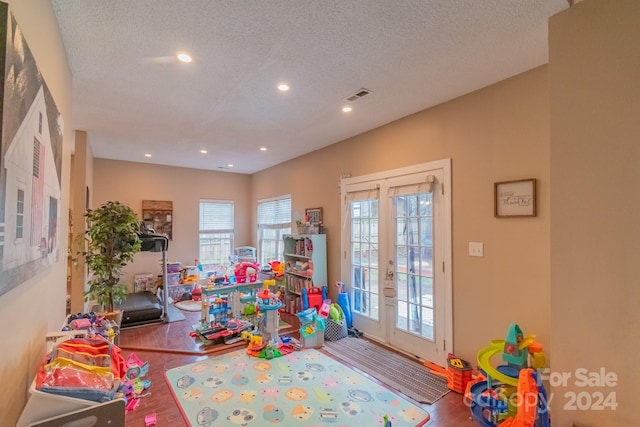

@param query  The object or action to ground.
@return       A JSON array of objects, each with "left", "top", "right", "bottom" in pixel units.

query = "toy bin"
[
  {"left": 17, "top": 379, "right": 97, "bottom": 427},
  {"left": 446, "top": 356, "right": 473, "bottom": 393},
  {"left": 167, "top": 272, "right": 181, "bottom": 286},
  {"left": 167, "top": 262, "right": 182, "bottom": 274},
  {"left": 168, "top": 284, "right": 195, "bottom": 301},
  {"left": 302, "top": 331, "right": 324, "bottom": 348}
]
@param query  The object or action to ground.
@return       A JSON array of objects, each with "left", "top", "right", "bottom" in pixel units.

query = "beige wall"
[
  {"left": 0, "top": 0, "right": 73, "bottom": 425},
  {"left": 253, "top": 65, "right": 551, "bottom": 363},
  {"left": 549, "top": 1, "right": 640, "bottom": 425},
  {"left": 69, "top": 131, "right": 93, "bottom": 313},
  {"left": 92, "top": 159, "right": 253, "bottom": 287}
]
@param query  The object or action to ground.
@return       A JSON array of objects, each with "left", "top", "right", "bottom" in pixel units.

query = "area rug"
[
  {"left": 324, "top": 337, "right": 450, "bottom": 404},
  {"left": 165, "top": 348, "right": 430, "bottom": 427},
  {"left": 175, "top": 299, "right": 202, "bottom": 312}
]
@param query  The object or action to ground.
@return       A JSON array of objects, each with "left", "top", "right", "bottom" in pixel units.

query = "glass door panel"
[
  {"left": 393, "top": 193, "right": 434, "bottom": 341},
  {"left": 350, "top": 200, "right": 379, "bottom": 320}
]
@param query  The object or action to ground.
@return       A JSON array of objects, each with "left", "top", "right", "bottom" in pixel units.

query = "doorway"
[{"left": 340, "top": 159, "right": 452, "bottom": 365}]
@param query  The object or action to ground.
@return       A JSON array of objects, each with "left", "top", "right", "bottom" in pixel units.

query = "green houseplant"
[{"left": 82, "top": 201, "right": 142, "bottom": 315}]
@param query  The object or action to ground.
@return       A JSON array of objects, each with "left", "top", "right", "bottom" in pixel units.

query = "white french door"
[{"left": 340, "top": 159, "right": 452, "bottom": 366}]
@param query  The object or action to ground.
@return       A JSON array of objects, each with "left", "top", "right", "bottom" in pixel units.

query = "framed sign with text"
[{"left": 494, "top": 179, "right": 536, "bottom": 217}]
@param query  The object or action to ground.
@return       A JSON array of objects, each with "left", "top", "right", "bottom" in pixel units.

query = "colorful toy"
[
  {"left": 466, "top": 323, "right": 549, "bottom": 427},
  {"left": 144, "top": 413, "right": 157, "bottom": 427},
  {"left": 302, "top": 285, "right": 326, "bottom": 312},
  {"left": 250, "top": 335, "right": 263, "bottom": 347},
  {"left": 191, "top": 286, "right": 202, "bottom": 301},
  {"left": 234, "top": 261, "right": 259, "bottom": 283},
  {"left": 125, "top": 352, "right": 149, "bottom": 381},
  {"left": 126, "top": 398, "right": 140, "bottom": 413},
  {"left": 446, "top": 355, "right": 473, "bottom": 394},
  {"left": 256, "top": 280, "right": 283, "bottom": 347},
  {"left": 335, "top": 281, "right": 353, "bottom": 328},
  {"left": 209, "top": 296, "right": 231, "bottom": 323},
  {"left": 296, "top": 307, "right": 325, "bottom": 348},
  {"left": 269, "top": 260, "right": 285, "bottom": 280},
  {"left": 318, "top": 299, "right": 331, "bottom": 318},
  {"left": 63, "top": 312, "right": 118, "bottom": 343}
]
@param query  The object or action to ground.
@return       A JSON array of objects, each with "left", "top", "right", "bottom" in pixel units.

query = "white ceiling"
[{"left": 51, "top": 0, "right": 568, "bottom": 174}]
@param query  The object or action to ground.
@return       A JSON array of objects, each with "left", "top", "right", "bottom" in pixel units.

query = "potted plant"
[{"left": 81, "top": 201, "right": 142, "bottom": 321}]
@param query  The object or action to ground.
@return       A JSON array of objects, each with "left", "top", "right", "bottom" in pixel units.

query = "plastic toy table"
[{"left": 201, "top": 281, "right": 265, "bottom": 322}]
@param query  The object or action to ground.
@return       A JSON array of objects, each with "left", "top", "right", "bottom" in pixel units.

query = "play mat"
[{"left": 165, "top": 348, "right": 430, "bottom": 426}]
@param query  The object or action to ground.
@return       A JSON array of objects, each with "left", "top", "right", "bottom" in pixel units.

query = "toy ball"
[{"left": 244, "top": 303, "right": 256, "bottom": 316}]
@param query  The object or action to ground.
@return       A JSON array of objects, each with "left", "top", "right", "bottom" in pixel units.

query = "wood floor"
[{"left": 119, "top": 310, "right": 477, "bottom": 426}]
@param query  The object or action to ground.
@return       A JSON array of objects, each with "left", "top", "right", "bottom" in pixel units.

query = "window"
[
  {"left": 16, "top": 189, "right": 25, "bottom": 240},
  {"left": 199, "top": 200, "right": 234, "bottom": 273},
  {"left": 257, "top": 196, "right": 291, "bottom": 265}
]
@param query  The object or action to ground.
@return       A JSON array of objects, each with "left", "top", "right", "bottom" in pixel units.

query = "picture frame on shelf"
[
  {"left": 305, "top": 207, "right": 323, "bottom": 224},
  {"left": 494, "top": 178, "right": 536, "bottom": 217}
]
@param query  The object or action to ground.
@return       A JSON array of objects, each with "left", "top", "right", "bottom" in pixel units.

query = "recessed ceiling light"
[
  {"left": 144, "top": 153, "right": 152, "bottom": 157},
  {"left": 227, "top": 163, "right": 234, "bottom": 168},
  {"left": 342, "top": 106, "right": 353, "bottom": 113},
  {"left": 200, "top": 149, "right": 208, "bottom": 154},
  {"left": 277, "top": 83, "right": 289, "bottom": 92},
  {"left": 260, "top": 147, "right": 268, "bottom": 151},
  {"left": 177, "top": 53, "right": 192, "bottom": 63}
]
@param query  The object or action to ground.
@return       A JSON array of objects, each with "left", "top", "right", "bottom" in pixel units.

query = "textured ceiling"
[{"left": 51, "top": 0, "right": 568, "bottom": 174}]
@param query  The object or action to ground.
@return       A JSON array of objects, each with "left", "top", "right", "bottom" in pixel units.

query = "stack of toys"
[
  {"left": 251, "top": 279, "right": 298, "bottom": 359},
  {"left": 446, "top": 355, "right": 473, "bottom": 394},
  {"left": 62, "top": 312, "right": 118, "bottom": 343},
  {"left": 255, "top": 280, "right": 282, "bottom": 347}
]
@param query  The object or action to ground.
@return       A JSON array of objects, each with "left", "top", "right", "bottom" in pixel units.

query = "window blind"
[
  {"left": 199, "top": 200, "right": 234, "bottom": 230},
  {"left": 257, "top": 196, "right": 291, "bottom": 225}
]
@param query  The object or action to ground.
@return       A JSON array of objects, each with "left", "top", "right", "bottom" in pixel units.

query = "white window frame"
[
  {"left": 199, "top": 199, "right": 234, "bottom": 273},
  {"left": 257, "top": 195, "right": 291, "bottom": 265}
]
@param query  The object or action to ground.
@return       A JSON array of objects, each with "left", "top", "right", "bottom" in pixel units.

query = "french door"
[{"left": 340, "top": 159, "right": 452, "bottom": 365}]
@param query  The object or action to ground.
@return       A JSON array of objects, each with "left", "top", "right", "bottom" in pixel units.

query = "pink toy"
[
  {"left": 318, "top": 299, "right": 331, "bottom": 318},
  {"left": 125, "top": 398, "right": 139, "bottom": 413},
  {"left": 234, "top": 262, "right": 259, "bottom": 283},
  {"left": 70, "top": 318, "right": 92, "bottom": 330},
  {"left": 145, "top": 413, "right": 157, "bottom": 426}
]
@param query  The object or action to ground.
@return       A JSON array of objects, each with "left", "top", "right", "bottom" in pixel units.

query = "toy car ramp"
[
  {"left": 477, "top": 341, "right": 518, "bottom": 387},
  {"left": 499, "top": 368, "right": 538, "bottom": 427}
]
